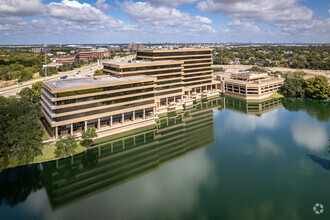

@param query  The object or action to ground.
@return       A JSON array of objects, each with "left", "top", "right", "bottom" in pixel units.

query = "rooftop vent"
[{"left": 93, "top": 76, "right": 102, "bottom": 80}]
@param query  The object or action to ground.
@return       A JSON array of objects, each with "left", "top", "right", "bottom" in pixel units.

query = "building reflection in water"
[
  {"left": 42, "top": 98, "right": 227, "bottom": 209},
  {"left": 223, "top": 96, "right": 283, "bottom": 117},
  {"left": 0, "top": 96, "right": 284, "bottom": 210}
]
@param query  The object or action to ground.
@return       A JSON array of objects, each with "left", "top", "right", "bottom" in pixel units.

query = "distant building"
[
  {"left": 108, "top": 46, "right": 121, "bottom": 52},
  {"left": 0, "top": 78, "right": 18, "bottom": 87},
  {"left": 77, "top": 51, "right": 105, "bottom": 62},
  {"left": 128, "top": 42, "right": 144, "bottom": 51},
  {"left": 56, "top": 52, "right": 66, "bottom": 56},
  {"left": 31, "top": 47, "right": 50, "bottom": 53},
  {"left": 56, "top": 56, "right": 75, "bottom": 64},
  {"left": 32, "top": 72, "right": 40, "bottom": 78}
]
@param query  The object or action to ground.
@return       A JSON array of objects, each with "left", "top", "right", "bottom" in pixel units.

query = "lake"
[{"left": 0, "top": 96, "right": 329, "bottom": 220}]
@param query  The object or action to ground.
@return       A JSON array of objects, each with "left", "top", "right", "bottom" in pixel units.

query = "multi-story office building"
[
  {"left": 136, "top": 49, "right": 218, "bottom": 96},
  {"left": 41, "top": 49, "right": 220, "bottom": 139},
  {"left": 41, "top": 75, "right": 157, "bottom": 139},
  {"left": 103, "top": 60, "right": 184, "bottom": 110}
]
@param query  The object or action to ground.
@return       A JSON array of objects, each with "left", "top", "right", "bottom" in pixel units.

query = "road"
[
  {"left": 0, "top": 55, "right": 137, "bottom": 97},
  {"left": 0, "top": 63, "right": 101, "bottom": 97}
]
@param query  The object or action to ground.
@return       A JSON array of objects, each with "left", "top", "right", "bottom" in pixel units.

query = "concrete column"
[
  {"left": 55, "top": 127, "right": 58, "bottom": 139},
  {"left": 122, "top": 113, "right": 124, "bottom": 124},
  {"left": 174, "top": 97, "right": 176, "bottom": 103},
  {"left": 153, "top": 107, "right": 155, "bottom": 116},
  {"left": 144, "top": 133, "right": 146, "bottom": 143},
  {"left": 166, "top": 98, "right": 168, "bottom": 106},
  {"left": 133, "top": 111, "right": 135, "bottom": 121},
  {"left": 84, "top": 121, "right": 87, "bottom": 131},
  {"left": 133, "top": 136, "right": 136, "bottom": 146},
  {"left": 70, "top": 124, "right": 73, "bottom": 135},
  {"left": 143, "top": 109, "right": 145, "bottom": 119},
  {"left": 123, "top": 139, "right": 125, "bottom": 150},
  {"left": 98, "top": 146, "right": 101, "bottom": 157},
  {"left": 97, "top": 118, "right": 100, "bottom": 129},
  {"left": 110, "top": 116, "right": 113, "bottom": 127}
]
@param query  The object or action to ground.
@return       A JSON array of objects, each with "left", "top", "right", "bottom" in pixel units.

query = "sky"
[{"left": 0, "top": 0, "right": 329, "bottom": 44}]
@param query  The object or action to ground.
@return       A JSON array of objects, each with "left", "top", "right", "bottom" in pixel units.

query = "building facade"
[
  {"left": 56, "top": 56, "right": 75, "bottom": 64},
  {"left": 41, "top": 75, "right": 157, "bottom": 139},
  {"left": 103, "top": 60, "right": 184, "bottom": 110},
  {"left": 136, "top": 49, "right": 218, "bottom": 97},
  {"left": 222, "top": 72, "right": 284, "bottom": 100},
  {"left": 77, "top": 51, "right": 105, "bottom": 62}
]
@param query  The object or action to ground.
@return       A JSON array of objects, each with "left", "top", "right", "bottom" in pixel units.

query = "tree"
[
  {"left": 222, "top": 56, "right": 229, "bottom": 65},
  {"left": 304, "top": 76, "right": 329, "bottom": 100},
  {"left": 54, "top": 135, "right": 78, "bottom": 158},
  {"left": 280, "top": 72, "right": 305, "bottom": 97},
  {"left": 93, "top": 70, "right": 102, "bottom": 76},
  {"left": 18, "top": 83, "right": 42, "bottom": 104},
  {"left": 0, "top": 96, "right": 44, "bottom": 165},
  {"left": 80, "top": 128, "right": 98, "bottom": 147}
]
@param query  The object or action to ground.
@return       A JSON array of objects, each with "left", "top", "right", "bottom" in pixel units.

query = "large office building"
[
  {"left": 41, "top": 75, "right": 157, "bottom": 139},
  {"left": 41, "top": 49, "right": 220, "bottom": 139},
  {"left": 136, "top": 49, "right": 219, "bottom": 97},
  {"left": 103, "top": 60, "right": 184, "bottom": 111}
]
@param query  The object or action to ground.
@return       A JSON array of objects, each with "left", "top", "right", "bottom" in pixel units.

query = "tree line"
[{"left": 214, "top": 45, "right": 330, "bottom": 70}]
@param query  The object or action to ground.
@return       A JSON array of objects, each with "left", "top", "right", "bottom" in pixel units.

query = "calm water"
[{"left": 0, "top": 97, "right": 329, "bottom": 220}]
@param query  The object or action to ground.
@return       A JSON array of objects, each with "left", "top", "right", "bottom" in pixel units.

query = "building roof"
[
  {"left": 142, "top": 48, "right": 212, "bottom": 53},
  {"left": 104, "top": 59, "right": 183, "bottom": 68},
  {"left": 43, "top": 75, "right": 155, "bottom": 91},
  {"left": 225, "top": 77, "right": 284, "bottom": 86}
]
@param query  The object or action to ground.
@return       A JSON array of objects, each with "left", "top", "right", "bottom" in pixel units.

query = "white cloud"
[
  {"left": 120, "top": 1, "right": 216, "bottom": 34},
  {"left": 95, "top": 0, "right": 112, "bottom": 10},
  {"left": 0, "top": 16, "right": 26, "bottom": 31},
  {"left": 0, "top": 0, "right": 45, "bottom": 16},
  {"left": 147, "top": 0, "right": 197, "bottom": 7},
  {"left": 291, "top": 119, "right": 328, "bottom": 152},
  {"left": 197, "top": 0, "right": 312, "bottom": 24},
  {"left": 197, "top": 0, "right": 330, "bottom": 40},
  {"left": 227, "top": 19, "right": 261, "bottom": 32}
]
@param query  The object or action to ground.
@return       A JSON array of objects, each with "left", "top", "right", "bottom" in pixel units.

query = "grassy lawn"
[
  {"left": 1, "top": 143, "right": 87, "bottom": 170},
  {"left": 270, "top": 92, "right": 284, "bottom": 98}
]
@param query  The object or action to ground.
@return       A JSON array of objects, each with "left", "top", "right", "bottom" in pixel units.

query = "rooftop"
[
  {"left": 104, "top": 59, "right": 182, "bottom": 67},
  {"left": 225, "top": 77, "right": 283, "bottom": 85},
  {"left": 43, "top": 75, "right": 154, "bottom": 90}
]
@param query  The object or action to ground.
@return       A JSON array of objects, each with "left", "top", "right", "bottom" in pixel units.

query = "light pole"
[{"left": 44, "top": 44, "right": 47, "bottom": 80}]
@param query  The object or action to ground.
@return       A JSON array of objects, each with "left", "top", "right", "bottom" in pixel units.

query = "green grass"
[
  {"left": 270, "top": 92, "right": 284, "bottom": 98},
  {"left": 1, "top": 143, "right": 87, "bottom": 170}
]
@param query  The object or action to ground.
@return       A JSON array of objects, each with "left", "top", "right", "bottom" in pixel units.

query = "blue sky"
[{"left": 0, "top": 0, "right": 329, "bottom": 44}]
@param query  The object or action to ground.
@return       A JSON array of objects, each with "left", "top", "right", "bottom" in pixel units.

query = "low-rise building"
[
  {"left": 77, "top": 51, "right": 105, "bottom": 62},
  {"left": 56, "top": 56, "right": 75, "bottom": 64},
  {"left": 221, "top": 72, "right": 284, "bottom": 100}
]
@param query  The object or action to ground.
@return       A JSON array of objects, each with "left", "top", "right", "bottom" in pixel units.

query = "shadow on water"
[{"left": 306, "top": 154, "right": 330, "bottom": 171}]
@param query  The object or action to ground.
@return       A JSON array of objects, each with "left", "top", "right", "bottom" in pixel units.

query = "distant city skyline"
[{"left": 0, "top": 0, "right": 329, "bottom": 44}]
